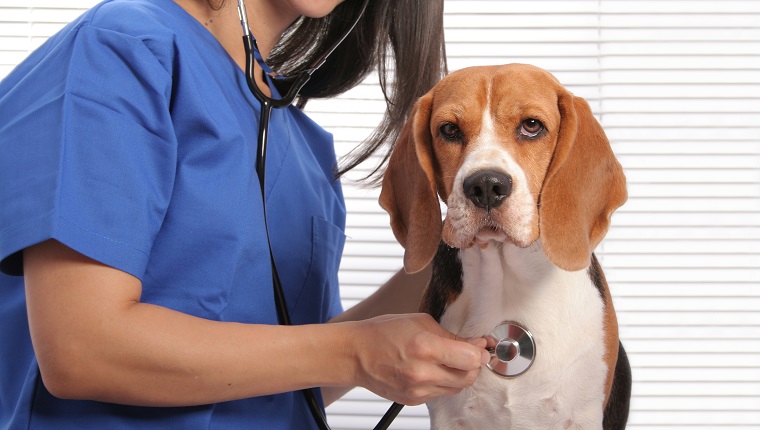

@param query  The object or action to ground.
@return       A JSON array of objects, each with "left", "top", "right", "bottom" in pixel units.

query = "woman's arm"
[{"left": 24, "top": 239, "right": 486, "bottom": 407}]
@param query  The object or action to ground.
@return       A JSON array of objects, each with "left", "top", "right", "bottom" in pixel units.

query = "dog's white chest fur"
[{"left": 427, "top": 242, "right": 608, "bottom": 429}]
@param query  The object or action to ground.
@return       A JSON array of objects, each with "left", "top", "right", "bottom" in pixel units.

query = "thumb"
[
  {"left": 439, "top": 335, "right": 490, "bottom": 368},
  {"left": 466, "top": 337, "right": 488, "bottom": 349},
  {"left": 433, "top": 323, "right": 485, "bottom": 346},
  {"left": 443, "top": 329, "right": 487, "bottom": 350}
]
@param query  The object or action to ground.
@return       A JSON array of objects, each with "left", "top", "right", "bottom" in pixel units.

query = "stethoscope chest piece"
[{"left": 486, "top": 321, "right": 535, "bottom": 378}]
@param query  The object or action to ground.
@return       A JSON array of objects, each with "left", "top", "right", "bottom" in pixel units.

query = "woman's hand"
[{"left": 348, "top": 313, "right": 489, "bottom": 406}]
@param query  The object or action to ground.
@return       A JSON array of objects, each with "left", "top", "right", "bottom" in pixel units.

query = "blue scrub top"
[{"left": 0, "top": 0, "right": 346, "bottom": 428}]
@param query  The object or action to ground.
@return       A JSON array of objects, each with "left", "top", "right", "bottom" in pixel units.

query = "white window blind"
[{"left": 2, "top": 1, "right": 759, "bottom": 428}]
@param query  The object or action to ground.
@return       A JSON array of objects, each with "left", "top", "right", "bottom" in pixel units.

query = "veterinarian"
[{"left": 0, "top": 0, "right": 491, "bottom": 428}]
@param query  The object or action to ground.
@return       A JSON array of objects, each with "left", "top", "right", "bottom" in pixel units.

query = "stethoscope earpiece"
[{"left": 486, "top": 321, "right": 536, "bottom": 378}]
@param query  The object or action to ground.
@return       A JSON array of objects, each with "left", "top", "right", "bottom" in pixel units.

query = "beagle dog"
[{"left": 380, "top": 64, "right": 631, "bottom": 429}]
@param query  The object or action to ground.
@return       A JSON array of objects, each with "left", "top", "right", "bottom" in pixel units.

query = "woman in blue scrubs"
[{"left": 0, "top": 0, "right": 489, "bottom": 428}]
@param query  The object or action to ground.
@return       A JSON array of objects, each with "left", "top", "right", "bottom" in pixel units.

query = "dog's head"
[{"left": 379, "top": 64, "right": 627, "bottom": 273}]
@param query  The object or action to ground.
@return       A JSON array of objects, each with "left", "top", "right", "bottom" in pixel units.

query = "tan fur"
[
  {"left": 380, "top": 64, "right": 627, "bottom": 273},
  {"left": 601, "top": 270, "right": 620, "bottom": 407},
  {"left": 541, "top": 93, "right": 628, "bottom": 271},
  {"left": 379, "top": 95, "right": 441, "bottom": 273},
  {"left": 380, "top": 64, "right": 629, "bottom": 411}
]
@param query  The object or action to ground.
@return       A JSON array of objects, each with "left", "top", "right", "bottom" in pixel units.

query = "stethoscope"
[
  {"left": 235, "top": 1, "right": 403, "bottom": 430},
  {"left": 235, "top": 1, "right": 536, "bottom": 428}
]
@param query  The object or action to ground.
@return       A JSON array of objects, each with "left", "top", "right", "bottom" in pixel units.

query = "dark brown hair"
[{"left": 264, "top": 0, "right": 448, "bottom": 184}]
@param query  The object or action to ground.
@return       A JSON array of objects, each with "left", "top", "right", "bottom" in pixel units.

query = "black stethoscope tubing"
[{"left": 236, "top": 1, "right": 404, "bottom": 429}]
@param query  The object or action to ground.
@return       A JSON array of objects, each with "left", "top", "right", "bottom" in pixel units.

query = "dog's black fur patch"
[
  {"left": 603, "top": 341, "right": 632, "bottom": 429},
  {"left": 421, "top": 242, "right": 463, "bottom": 322},
  {"left": 589, "top": 254, "right": 632, "bottom": 429},
  {"left": 587, "top": 253, "right": 607, "bottom": 305}
]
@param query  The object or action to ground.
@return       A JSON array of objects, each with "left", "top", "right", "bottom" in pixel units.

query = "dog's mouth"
[
  {"left": 469, "top": 222, "right": 537, "bottom": 250},
  {"left": 442, "top": 194, "right": 539, "bottom": 250},
  {"left": 473, "top": 225, "right": 508, "bottom": 246}
]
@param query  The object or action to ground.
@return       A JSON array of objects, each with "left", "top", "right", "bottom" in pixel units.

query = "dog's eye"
[
  {"left": 520, "top": 119, "right": 544, "bottom": 138},
  {"left": 439, "top": 122, "right": 463, "bottom": 141}
]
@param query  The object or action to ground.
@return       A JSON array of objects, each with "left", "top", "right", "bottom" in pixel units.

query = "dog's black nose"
[{"left": 463, "top": 170, "right": 512, "bottom": 210}]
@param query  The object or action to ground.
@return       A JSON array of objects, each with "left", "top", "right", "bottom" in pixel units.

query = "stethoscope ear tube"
[
  {"left": 248, "top": 68, "right": 404, "bottom": 430},
  {"left": 253, "top": 91, "right": 331, "bottom": 430},
  {"left": 246, "top": 34, "right": 330, "bottom": 430},
  {"left": 252, "top": 87, "right": 403, "bottom": 430},
  {"left": 242, "top": 35, "right": 310, "bottom": 109},
  {"left": 240, "top": 0, "right": 400, "bottom": 427}
]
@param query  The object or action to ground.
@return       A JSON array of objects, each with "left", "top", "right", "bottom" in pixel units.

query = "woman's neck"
[{"left": 173, "top": 0, "right": 299, "bottom": 95}]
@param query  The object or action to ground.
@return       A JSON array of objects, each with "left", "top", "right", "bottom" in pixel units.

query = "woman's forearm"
[
  {"left": 24, "top": 240, "right": 484, "bottom": 408},
  {"left": 24, "top": 240, "right": 358, "bottom": 406}
]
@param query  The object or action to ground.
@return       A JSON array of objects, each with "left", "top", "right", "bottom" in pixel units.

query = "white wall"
[{"left": 2, "top": 1, "right": 759, "bottom": 428}]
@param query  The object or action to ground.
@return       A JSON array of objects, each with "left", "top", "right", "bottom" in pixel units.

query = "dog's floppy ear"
[
  {"left": 379, "top": 93, "right": 442, "bottom": 274},
  {"left": 539, "top": 90, "right": 627, "bottom": 271}
]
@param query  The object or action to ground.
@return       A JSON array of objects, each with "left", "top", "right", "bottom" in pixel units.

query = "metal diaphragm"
[{"left": 486, "top": 321, "right": 535, "bottom": 377}]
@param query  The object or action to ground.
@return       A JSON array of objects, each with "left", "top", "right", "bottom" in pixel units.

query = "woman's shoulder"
[
  {"left": 58, "top": 0, "right": 192, "bottom": 77},
  {"left": 81, "top": 0, "right": 189, "bottom": 49},
  {"left": 86, "top": 0, "right": 182, "bottom": 34}
]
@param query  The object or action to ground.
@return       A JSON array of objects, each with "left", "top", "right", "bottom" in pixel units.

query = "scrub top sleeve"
[{"left": 0, "top": 25, "right": 177, "bottom": 279}]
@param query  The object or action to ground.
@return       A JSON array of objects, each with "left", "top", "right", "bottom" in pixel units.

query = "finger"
[
  {"left": 432, "top": 366, "right": 480, "bottom": 390},
  {"left": 432, "top": 325, "right": 487, "bottom": 357},
  {"left": 484, "top": 335, "right": 498, "bottom": 350},
  {"left": 438, "top": 338, "right": 490, "bottom": 370},
  {"left": 467, "top": 337, "right": 488, "bottom": 349}
]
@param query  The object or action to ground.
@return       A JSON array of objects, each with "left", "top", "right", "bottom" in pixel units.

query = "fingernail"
[{"left": 481, "top": 350, "right": 490, "bottom": 365}]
